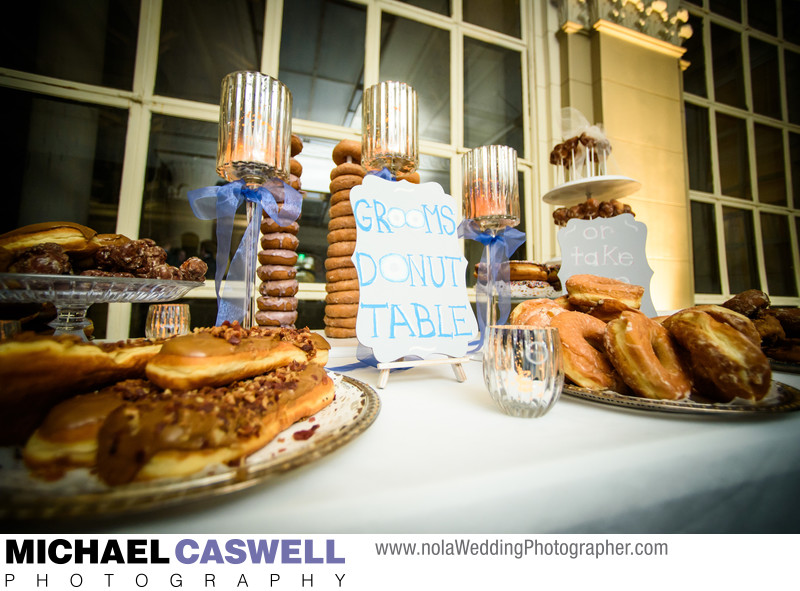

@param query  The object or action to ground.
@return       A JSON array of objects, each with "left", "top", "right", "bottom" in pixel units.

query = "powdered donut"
[
  {"left": 332, "top": 139, "right": 361, "bottom": 165},
  {"left": 326, "top": 279, "right": 360, "bottom": 293},
  {"left": 260, "top": 233, "right": 299, "bottom": 251},
  {"left": 257, "top": 296, "right": 298, "bottom": 312},
  {"left": 329, "top": 216, "right": 356, "bottom": 231},
  {"left": 257, "top": 265, "right": 297, "bottom": 281},
  {"left": 324, "top": 326, "right": 357, "bottom": 339},
  {"left": 331, "top": 162, "right": 366, "bottom": 180},
  {"left": 255, "top": 310, "right": 298, "bottom": 327},
  {"left": 259, "top": 279, "right": 299, "bottom": 297},
  {"left": 326, "top": 303, "right": 359, "bottom": 318},
  {"left": 291, "top": 134, "right": 303, "bottom": 157},
  {"left": 330, "top": 189, "right": 352, "bottom": 206},
  {"left": 324, "top": 316, "right": 357, "bottom": 328},
  {"left": 258, "top": 249, "right": 298, "bottom": 266},
  {"left": 290, "top": 158, "right": 303, "bottom": 177},
  {"left": 261, "top": 218, "right": 299, "bottom": 235},
  {"left": 327, "top": 229, "right": 357, "bottom": 244},
  {"left": 329, "top": 201, "right": 353, "bottom": 218},
  {"left": 326, "top": 290, "right": 360, "bottom": 304},
  {"left": 326, "top": 266, "right": 358, "bottom": 282},
  {"left": 327, "top": 241, "right": 356, "bottom": 258},
  {"left": 325, "top": 256, "right": 355, "bottom": 271},
  {"left": 330, "top": 174, "right": 363, "bottom": 194}
]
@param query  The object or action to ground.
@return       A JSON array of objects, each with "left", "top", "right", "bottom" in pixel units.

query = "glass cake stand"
[
  {"left": 542, "top": 175, "right": 641, "bottom": 206},
  {"left": 0, "top": 273, "right": 202, "bottom": 341}
]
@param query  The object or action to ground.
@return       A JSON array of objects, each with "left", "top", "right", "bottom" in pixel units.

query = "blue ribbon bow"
[{"left": 187, "top": 179, "right": 302, "bottom": 326}]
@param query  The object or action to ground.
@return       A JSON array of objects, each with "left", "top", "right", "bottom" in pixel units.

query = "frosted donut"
[
  {"left": 324, "top": 326, "right": 357, "bottom": 339},
  {"left": 324, "top": 256, "right": 354, "bottom": 271},
  {"left": 290, "top": 158, "right": 303, "bottom": 177},
  {"left": 396, "top": 171, "right": 420, "bottom": 184},
  {"left": 509, "top": 299, "right": 566, "bottom": 328},
  {"left": 290, "top": 134, "right": 303, "bottom": 157},
  {"left": 259, "top": 279, "right": 299, "bottom": 297},
  {"left": 662, "top": 309, "right": 771, "bottom": 402},
  {"left": 327, "top": 241, "right": 356, "bottom": 258},
  {"left": 330, "top": 174, "right": 362, "bottom": 194},
  {"left": 566, "top": 274, "right": 643, "bottom": 310},
  {"left": 324, "top": 316, "right": 357, "bottom": 328},
  {"left": 257, "top": 265, "right": 297, "bottom": 281},
  {"left": 326, "top": 290, "right": 359, "bottom": 305},
  {"left": 260, "top": 233, "right": 299, "bottom": 251},
  {"left": 329, "top": 201, "right": 354, "bottom": 218},
  {"left": 261, "top": 218, "right": 299, "bottom": 235},
  {"left": 332, "top": 139, "right": 361, "bottom": 165},
  {"left": 326, "top": 279, "right": 360, "bottom": 293},
  {"left": 255, "top": 310, "right": 298, "bottom": 327},
  {"left": 257, "top": 296, "right": 298, "bottom": 312},
  {"left": 329, "top": 215, "right": 356, "bottom": 231},
  {"left": 331, "top": 162, "right": 365, "bottom": 180},
  {"left": 604, "top": 311, "right": 691, "bottom": 400},
  {"left": 550, "top": 311, "right": 627, "bottom": 392},
  {"left": 326, "top": 303, "right": 359, "bottom": 318},
  {"left": 258, "top": 249, "right": 298, "bottom": 266},
  {"left": 327, "top": 228, "right": 357, "bottom": 244},
  {"left": 330, "top": 189, "right": 352, "bottom": 206},
  {"left": 685, "top": 304, "right": 761, "bottom": 346},
  {"left": 326, "top": 266, "right": 358, "bottom": 282}
]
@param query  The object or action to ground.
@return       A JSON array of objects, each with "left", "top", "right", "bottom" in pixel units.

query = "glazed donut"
[
  {"left": 688, "top": 304, "right": 761, "bottom": 346},
  {"left": 508, "top": 299, "right": 565, "bottom": 328},
  {"left": 662, "top": 309, "right": 771, "bottom": 402},
  {"left": 290, "top": 158, "right": 303, "bottom": 177},
  {"left": 330, "top": 189, "right": 352, "bottom": 206},
  {"left": 290, "top": 134, "right": 303, "bottom": 157},
  {"left": 260, "top": 233, "right": 299, "bottom": 251},
  {"left": 261, "top": 218, "right": 299, "bottom": 235},
  {"left": 327, "top": 228, "right": 357, "bottom": 244},
  {"left": 331, "top": 162, "right": 365, "bottom": 180},
  {"left": 329, "top": 174, "right": 363, "bottom": 194},
  {"left": 753, "top": 315, "right": 785, "bottom": 345},
  {"left": 326, "top": 303, "right": 359, "bottom": 318},
  {"left": 396, "top": 171, "right": 420, "bottom": 184},
  {"left": 722, "top": 289, "right": 770, "bottom": 318},
  {"left": 326, "top": 266, "right": 358, "bottom": 282},
  {"left": 257, "top": 265, "right": 296, "bottom": 281},
  {"left": 0, "top": 221, "right": 97, "bottom": 257},
  {"left": 326, "top": 278, "right": 360, "bottom": 293},
  {"left": 258, "top": 249, "right": 298, "bottom": 266},
  {"left": 324, "top": 326, "right": 357, "bottom": 338},
  {"left": 257, "top": 296, "right": 298, "bottom": 311},
  {"left": 329, "top": 200, "right": 354, "bottom": 218},
  {"left": 587, "top": 298, "right": 637, "bottom": 323},
  {"left": 508, "top": 261, "right": 548, "bottom": 282},
  {"left": 550, "top": 311, "right": 627, "bottom": 392},
  {"left": 327, "top": 241, "right": 356, "bottom": 258},
  {"left": 566, "top": 274, "right": 643, "bottom": 311},
  {"left": 329, "top": 215, "right": 356, "bottom": 231},
  {"left": 326, "top": 290, "right": 359, "bottom": 305},
  {"left": 255, "top": 310, "right": 298, "bottom": 327},
  {"left": 324, "top": 256, "right": 354, "bottom": 271},
  {"left": 332, "top": 139, "right": 361, "bottom": 165},
  {"left": 259, "top": 279, "right": 299, "bottom": 297},
  {"left": 604, "top": 311, "right": 691, "bottom": 400},
  {"left": 324, "top": 315, "right": 357, "bottom": 328},
  {"left": 552, "top": 296, "right": 573, "bottom": 310},
  {"left": 91, "top": 233, "right": 130, "bottom": 250}
]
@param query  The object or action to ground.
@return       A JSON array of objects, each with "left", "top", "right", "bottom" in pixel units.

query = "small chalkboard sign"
[
  {"left": 557, "top": 214, "right": 656, "bottom": 317},
  {"left": 350, "top": 175, "right": 479, "bottom": 363}
]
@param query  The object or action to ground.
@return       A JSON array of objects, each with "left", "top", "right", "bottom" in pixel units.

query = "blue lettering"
[
  {"left": 304, "top": 541, "right": 323, "bottom": 564},
  {"left": 246, "top": 539, "right": 279, "bottom": 564},
  {"left": 390, "top": 304, "right": 415, "bottom": 339},
  {"left": 407, "top": 254, "right": 427, "bottom": 287},
  {"left": 224, "top": 540, "right": 246, "bottom": 565},
  {"left": 353, "top": 199, "right": 372, "bottom": 231},
  {"left": 411, "top": 303, "right": 435, "bottom": 338},
  {"left": 435, "top": 304, "right": 453, "bottom": 337},
  {"left": 281, "top": 540, "right": 301, "bottom": 564},
  {"left": 373, "top": 200, "right": 391, "bottom": 233},
  {"left": 175, "top": 540, "right": 199, "bottom": 565},
  {"left": 444, "top": 256, "right": 460, "bottom": 286},
  {"left": 200, "top": 540, "right": 223, "bottom": 564},
  {"left": 360, "top": 303, "right": 387, "bottom": 338},
  {"left": 429, "top": 256, "right": 446, "bottom": 288},
  {"left": 422, "top": 204, "right": 442, "bottom": 234},
  {"left": 450, "top": 305, "right": 472, "bottom": 336},
  {"left": 440, "top": 204, "right": 456, "bottom": 235},
  {"left": 380, "top": 253, "right": 409, "bottom": 283},
  {"left": 353, "top": 252, "right": 376, "bottom": 286},
  {"left": 326, "top": 540, "right": 345, "bottom": 564}
]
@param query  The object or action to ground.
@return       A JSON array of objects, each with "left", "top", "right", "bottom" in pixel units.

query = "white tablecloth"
[{"left": 42, "top": 342, "right": 800, "bottom": 534}]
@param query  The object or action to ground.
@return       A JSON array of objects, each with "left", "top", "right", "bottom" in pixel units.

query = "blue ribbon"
[
  {"left": 367, "top": 167, "right": 396, "bottom": 181},
  {"left": 187, "top": 179, "right": 302, "bottom": 325},
  {"left": 458, "top": 220, "right": 526, "bottom": 349}
]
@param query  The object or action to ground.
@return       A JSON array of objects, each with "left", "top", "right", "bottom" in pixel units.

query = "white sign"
[
  {"left": 350, "top": 175, "right": 478, "bottom": 362},
  {"left": 557, "top": 214, "right": 656, "bottom": 317}
]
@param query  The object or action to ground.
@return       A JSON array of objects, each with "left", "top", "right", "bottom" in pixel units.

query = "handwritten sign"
[
  {"left": 557, "top": 214, "right": 656, "bottom": 317},
  {"left": 350, "top": 175, "right": 479, "bottom": 362}
]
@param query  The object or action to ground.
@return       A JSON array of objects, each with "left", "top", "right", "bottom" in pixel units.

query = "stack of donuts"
[
  {"left": 255, "top": 134, "right": 304, "bottom": 328},
  {"left": 509, "top": 274, "right": 772, "bottom": 403}
]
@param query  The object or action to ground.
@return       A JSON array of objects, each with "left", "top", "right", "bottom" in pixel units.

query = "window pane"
[
  {"left": 784, "top": 0, "right": 800, "bottom": 45},
  {"left": 791, "top": 132, "right": 800, "bottom": 207},
  {"left": 716, "top": 113, "right": 752, "bottom": 199},
  {"left": 691, "top": 201, "right": 721, "bottom": 293},
  {"left": 419, "top": 154, "right": 451, "bottom": 194},
  {"left": 0, "top": 0, "right": 139, "bottom": 90},
  {"left": 754, "top": 124, "right": 786, "bottom": 206},
  {"left": 463, "top": 0, "right": 521, "bottom": 37},
  {"left": 683, "top": 13, "right": 706, "bottom": 97},
  {"left": 749, "top": 38, "right": 781, "bottom": 119},
  {"left": 760, "top": 213, "right": 797, "bottom": 296},
  {"left": 0, "top": 87, "right": 126, "bottom": 235},
  {"left": 686, "top": 103, "right": 713, "bottom": 192},
  {"left": 464, "top": 38, "right": 524, "bottom": 155},
  {"left": 380, "top": 15, "right": 450, "bottom": 143},
  {"left": 155, "top": 0, "right": 264, "bottom": 105},
  {"left": 397, "top": 0, "right": 449, "bottom": 14},
  {"left": 280, "top": 0, "right": 366, "bottom": 128},
  {"left": 711, "top": 24, "right": 746, "bottom": 109},
  {"left": 748, "top": 0, "right": 777, "bottom": 36},
  {"left": 723, "top": 206, "right": 759, "bottom": 293},
  {"left": 710, "top": 0, "right": 741, "bottom": 21},
  {"left": 786, "top": 51, "right": 800, "bottom": 125}
]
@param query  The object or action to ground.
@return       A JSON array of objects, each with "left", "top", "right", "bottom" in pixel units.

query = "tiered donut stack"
[{"left": 255, "top": 134, "right": 304, "bottom": 328}]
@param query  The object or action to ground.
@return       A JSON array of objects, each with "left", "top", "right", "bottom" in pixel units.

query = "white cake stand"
[{"left": 542, "top": 175, "right": 641, "bottom": 206}]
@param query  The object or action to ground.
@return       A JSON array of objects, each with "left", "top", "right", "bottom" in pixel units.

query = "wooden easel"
[{"left": 376, "top": 356, "right": 471, "bottom": 389}]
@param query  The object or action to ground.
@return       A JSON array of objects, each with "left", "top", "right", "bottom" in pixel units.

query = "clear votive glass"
[
  {"left": 216, "top": 71, "right": 293, "bottom": 185},
  {"left": 462, "top": 145, "right": 520, "bottom": 231},
  {"left": 146, "top": 304, "right": 191, "bottom": 340},
  {"left": 362, "top": 81, "right": 419, "bottom": 175},
  {"left": 483, "top": 325, "right": 564, "bottom": 418}
]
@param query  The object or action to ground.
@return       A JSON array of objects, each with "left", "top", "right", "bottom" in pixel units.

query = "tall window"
[{"left": 682, "top": 0, "right": 800, "bottom": 305}]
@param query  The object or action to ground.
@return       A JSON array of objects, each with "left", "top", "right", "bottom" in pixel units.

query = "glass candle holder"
[
  {"left": 146, "top": 303, "right": 191, "bottom": 340},
  {"left": 462, "top": 145, "right": 520, "bottom": 231},
  {"left": 362, "top": 81, "right": 419, "bottom": 176},
  {"left": 216, "top": 71, "right": 293, "bottom": 185}
]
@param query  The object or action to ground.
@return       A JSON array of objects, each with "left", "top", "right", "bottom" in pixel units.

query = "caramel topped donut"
[
  {"left": 509, "top": 299, "right": 565, "bottom": 328},
  {"left": 332, "top": 139, "right": 361, "bottom": 165},
  {"left": 566, "top": 274, "right": 643, "bottom": 311},
  {"left": 604, "top": 312, "right": 690, "bottom": 400},
  {"left": 550, "top": 312, "right": 626, "bottom": 392}
]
